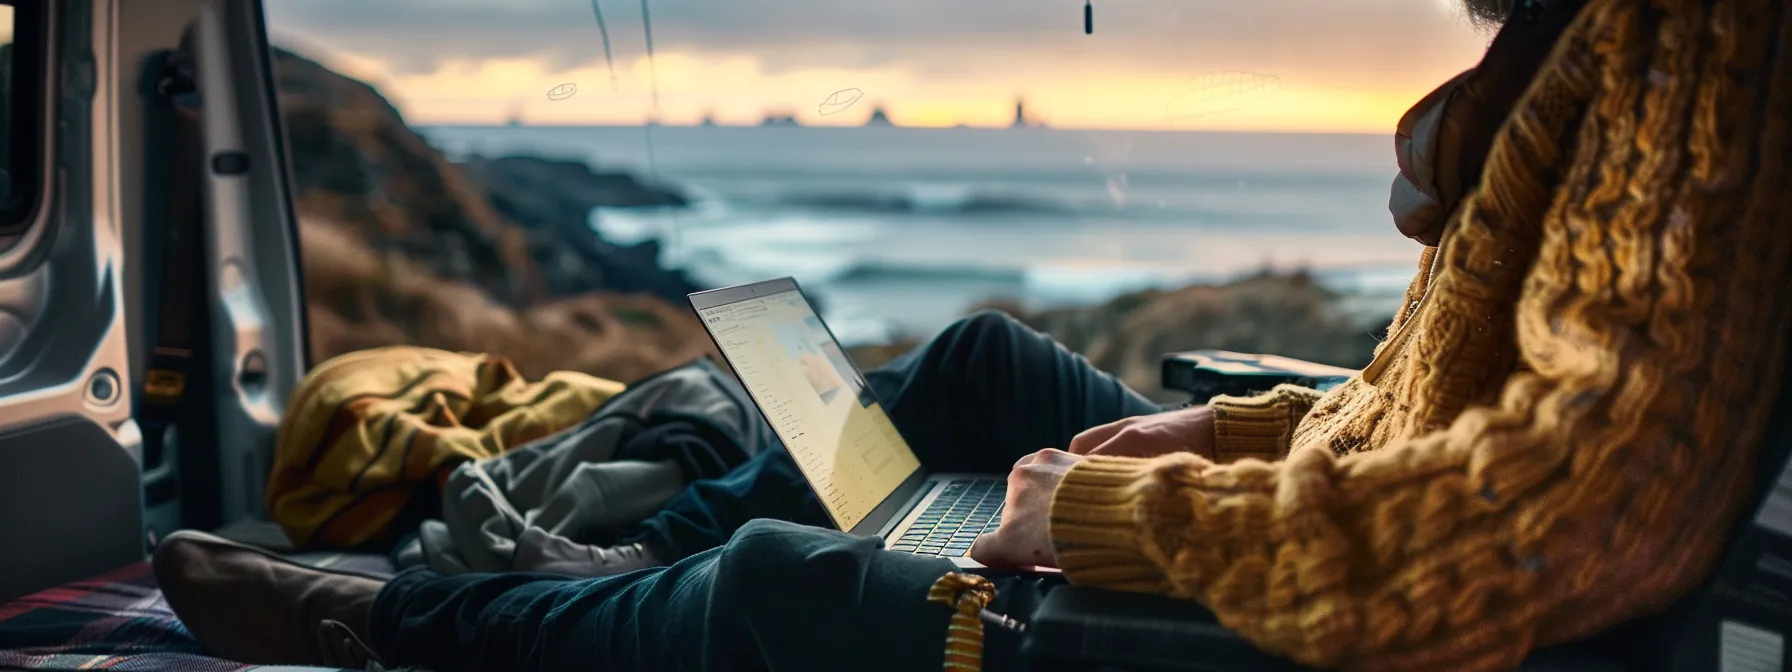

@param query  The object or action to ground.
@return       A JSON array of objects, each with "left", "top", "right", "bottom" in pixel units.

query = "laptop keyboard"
[{"left": 888, "top": 480, "right": 1006, "bottom": 558}]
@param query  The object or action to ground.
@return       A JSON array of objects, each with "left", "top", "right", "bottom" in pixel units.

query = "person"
[{"left": 151, "top": 0, "right": 1792, "bottom": 669}]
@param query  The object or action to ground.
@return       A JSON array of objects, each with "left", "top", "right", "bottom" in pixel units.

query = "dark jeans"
[{"left": 368, "top": 311, "right": 1163, "bottom": 672}]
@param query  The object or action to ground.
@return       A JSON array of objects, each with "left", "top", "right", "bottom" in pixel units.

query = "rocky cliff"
[
  {"left": 978, "top": 271, "right": 1385, "bottom": 402},
  {"left": 455, "top": 155, "right": 696, "bottom": 299},
  {"left": 274, "top": 48, "right": 718, "bottom": 380}
]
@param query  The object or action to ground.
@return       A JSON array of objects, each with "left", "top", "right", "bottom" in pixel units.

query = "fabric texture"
[
  {"left": 1048, "top": 0, "right": 1792, "bottom": 670},
  {"left": 372, "top": 520, "right": 1059, "bottom": 672},
  {"left": 1206, "top": 384, "right": 1325, "bottom": 462},
  {"left": 0, "top": 556, "right": 392, "bottom": 672},
  {"left": 267, "top": 346, "right": 626, "bottom": 550},
  {"left": 401, "top": 359, "right": 767, "bottom": 575},
  {"left": 366, "top": 311, "right": 1144, "bottom": 672}
]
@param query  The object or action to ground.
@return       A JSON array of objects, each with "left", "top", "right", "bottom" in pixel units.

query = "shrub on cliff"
[{"left": 967, "top": 271, "right": 1387, "bottom": 401}]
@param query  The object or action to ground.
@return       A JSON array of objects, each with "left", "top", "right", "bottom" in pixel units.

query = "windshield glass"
[{"left": 266, "top": 0, "right": 1494, "bottom": 396}]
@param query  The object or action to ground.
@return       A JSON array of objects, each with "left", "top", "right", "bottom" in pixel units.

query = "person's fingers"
[
  {"left": 969, "top": 523, "right": 1043, "bottom": 568},
  {"left": 1013, "top": 447, "right": 1076, "bottom": 469},
  {"left": 1086, "top": 426, "right": 1179, "bottom": 458},
  {"left": 1068, "top": 418, "right": 1133, "bottom": 455},
  {"left": 976, "top": 482, "right": 1031, "bottom": 566},
  {"left": 968, "top": 530, "right": 1003, "bottom": 565},
  {"left": 1035, "top": 447, "right": 1072, "bottom": 462},
  {"left": 969, "top": 525, "right": 1031, "bottom": 567}
]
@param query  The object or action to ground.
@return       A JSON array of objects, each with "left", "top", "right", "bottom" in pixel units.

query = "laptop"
[{"left": 690, "top": 277, "right": 1008, "bottom": 567}]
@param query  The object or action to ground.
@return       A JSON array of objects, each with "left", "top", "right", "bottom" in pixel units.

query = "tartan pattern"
[
  {"left": 0, "top": 562, "right": 248, "bottom": 671},
  {"left": 0, "top": 554, "right": 393, "bottom": 671}
]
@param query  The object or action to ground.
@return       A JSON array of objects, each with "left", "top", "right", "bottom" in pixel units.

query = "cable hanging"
[
  {"left": 639, "top": 0, "right": 675, "bottom": 266},
  {"left": 641, "top": 0, "right": 660, "bottom": 115},
  {"left": 587, "top": 0, "right": 619, "bottom": 90},
  {"left": 640, "top": 0, "right": 660, "bottom": 178}
]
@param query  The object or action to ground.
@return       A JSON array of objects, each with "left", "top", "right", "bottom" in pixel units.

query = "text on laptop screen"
[{"left": 699, "top": 290, "right": 922, "bottom": 530}]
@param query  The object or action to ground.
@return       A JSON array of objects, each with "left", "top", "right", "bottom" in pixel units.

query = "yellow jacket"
[
  {"left": 267, "top": 346, "right": 624, "bottom": 549},
  {"left": 1048, "top": 0, "right": 1792, "bottom": 669}
]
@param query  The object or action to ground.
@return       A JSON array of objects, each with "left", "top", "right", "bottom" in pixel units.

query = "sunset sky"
[{"left": 264, "top": 0, "right": 1496, "bottom": 133}]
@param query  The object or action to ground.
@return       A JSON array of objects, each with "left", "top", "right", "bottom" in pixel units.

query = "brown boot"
[{"left": 152, "top": 530, "right": 386, "bottom": 668}]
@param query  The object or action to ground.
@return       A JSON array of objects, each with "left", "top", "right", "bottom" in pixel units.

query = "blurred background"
[{"left": 263, "top": 0, "right": 1493, "bottom": 400}]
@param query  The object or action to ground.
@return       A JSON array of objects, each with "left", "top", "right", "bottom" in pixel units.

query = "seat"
[{"left": 1020, "top": 348, "right": 1792, "bottom": 672}]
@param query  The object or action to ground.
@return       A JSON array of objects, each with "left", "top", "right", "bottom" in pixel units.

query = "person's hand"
[
  {"left": 1067, "top": 405, "right": 1216, "bottom": 459},
  {"left": 969, "top": 449, "right": 1082, "bottom": 569}
]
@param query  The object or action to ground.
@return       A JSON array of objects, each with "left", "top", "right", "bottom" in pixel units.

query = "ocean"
[{"left": 420, "top": 125, "right": 1424, "bottom": 345}]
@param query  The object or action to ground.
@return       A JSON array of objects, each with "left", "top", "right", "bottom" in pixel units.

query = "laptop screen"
[{"left": 696, "top": 289, "right": 922, "bottom": 531}]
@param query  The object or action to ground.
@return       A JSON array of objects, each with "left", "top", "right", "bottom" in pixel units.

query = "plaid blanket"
[{"left": 0, "top": 554, "right": 392, "bottom": 671}]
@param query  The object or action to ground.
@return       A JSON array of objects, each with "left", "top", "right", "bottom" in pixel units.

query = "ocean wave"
[
  {"left": 765, "top": 187, "right": 1076, "bottom": 217},
  {"left": 677, "top": 185, "right": 1364, "bottom": 227},
  {"left": 831, "top": 261, "right": 1030, "bottom": 284},
  {"left": 603, "top": 171, "right": 1389, "bottom": 228}
]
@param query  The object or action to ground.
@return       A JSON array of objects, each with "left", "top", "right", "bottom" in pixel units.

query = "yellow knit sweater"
[{"left": 1047, "top": 0, "right": 1792, "bottom": 670}]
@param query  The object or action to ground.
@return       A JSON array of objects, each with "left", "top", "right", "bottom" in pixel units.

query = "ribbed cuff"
[
  {"left": 1209, "top": 385, "right": 1323, "bottom": 462},
  {"left": 1047, "top": 455, "right": 1174, "bottom": 593}
]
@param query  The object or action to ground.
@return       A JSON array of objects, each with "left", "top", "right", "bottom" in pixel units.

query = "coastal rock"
[
  {"left": 273, "top": 49, "right": 543, "bottom": 305},
  {"left": 274, "top": 48, "right": 716, "bottom": 382},
  {"left": 973, "top": 271, "right": 1389, "bottom": 402},
  {"left": 273, "top": 48, "right": 700, "bottom": 306},
  {"left": 460, "top": 155, "right": 688, "bottom": 210},
  {"left": 454, "top": 155, "right": 700, "bottom": 300}
]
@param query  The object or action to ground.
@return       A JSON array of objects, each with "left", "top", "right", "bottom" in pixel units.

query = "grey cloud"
[{"left": 265, "top": 0, "right": 1487, "bottom": 83}]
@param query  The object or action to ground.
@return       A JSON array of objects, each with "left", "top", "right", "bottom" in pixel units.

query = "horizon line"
[{"left": 414, "top": 121, "right": 1394, "bottom": 136}]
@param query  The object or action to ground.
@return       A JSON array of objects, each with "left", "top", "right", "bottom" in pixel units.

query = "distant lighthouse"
[{"left": 1010, "top": 98, "right": 1030, "bottom": 129}]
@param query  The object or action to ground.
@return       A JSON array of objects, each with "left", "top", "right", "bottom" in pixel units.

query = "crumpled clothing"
[
  {"left": 268, "top": 346, "right": 625, "bottom": 550},
  {"left": 399, "top": 359, "right": 765, "bottom": 576}
]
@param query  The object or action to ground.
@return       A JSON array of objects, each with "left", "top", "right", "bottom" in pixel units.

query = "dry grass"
[
  {"left": 970, "top": 272, "right": 1385, "bottom": 401},
  {"left": 300, "top": 217, "right": 719, "bottom": 383}
]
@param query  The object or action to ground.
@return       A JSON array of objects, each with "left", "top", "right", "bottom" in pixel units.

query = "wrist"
[
  {"left": 1209, "top": 386, "right": 1314, "bottom": 462},
  {"left": 1047, "top": 455, "right": 1175, "bottom": 591},
  {"left": 1182, "top": 405, "right": 1218, "bottom": 458}
]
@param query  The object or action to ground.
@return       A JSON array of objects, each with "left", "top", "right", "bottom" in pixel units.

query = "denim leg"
[
  {"left": 629, "top": 446, "right": 831, "bottom": 560},
  {"left": 628, "top": 311, "right": 1161, "bottom": 559},
  {"left": 371, "top": 518, "right": 1053, "bottom": 672},
  {"left": 866, "top": 310, "right": 1164, "bottom": 472}
]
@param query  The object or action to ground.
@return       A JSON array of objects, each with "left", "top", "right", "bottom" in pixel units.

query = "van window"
[{"left": 0, "top": 0, "right": 43, "bottom": 233}]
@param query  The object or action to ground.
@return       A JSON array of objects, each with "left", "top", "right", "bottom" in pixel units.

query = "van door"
[
  {"left": 0, "top": 0, "right": 145, "bottom": 603},
  {"left": 179, "top": 0, "right": 308, "bottom": 528},
  {"left": 0, "top": 0, "right": 309, "bottom": 603}
]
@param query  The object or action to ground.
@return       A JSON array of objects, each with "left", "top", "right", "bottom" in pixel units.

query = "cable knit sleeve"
[
  {"left": 1207, "top": 385, "right": 1325, "bottom": 463},
  {"left": 1049, "top": 1, "right": 1792, "bottom": 669}
]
